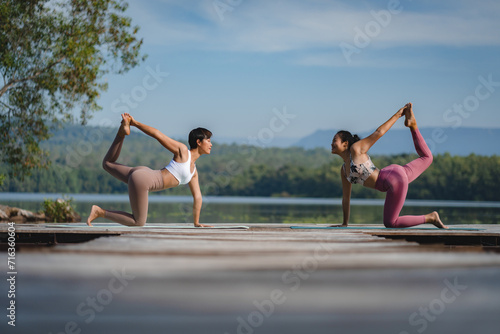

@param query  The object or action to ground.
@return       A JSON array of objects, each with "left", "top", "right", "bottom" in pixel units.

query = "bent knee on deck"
[
  {"left": 134, "top": 219, "right": 146, "bottom": 227},
  {"left": 384, "top": 220, "right": 398, "bottom": 228}
]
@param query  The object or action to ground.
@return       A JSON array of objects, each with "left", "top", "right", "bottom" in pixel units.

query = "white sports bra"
[{"left": 164, "top": 151, "right": 196, "bottom": 185}]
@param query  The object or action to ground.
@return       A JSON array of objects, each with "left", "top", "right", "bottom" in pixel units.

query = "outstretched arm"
[
  {"left": 125, "top": 113, "right": 187, "bottom": 156},
  {"left": 188, "top": 171, "right": 212, "bottom": 227},
  {"left": 351, "top": 104, "right": 407, "bottom": 155}
]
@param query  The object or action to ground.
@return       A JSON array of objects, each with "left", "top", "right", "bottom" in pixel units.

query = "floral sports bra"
[{"left": 343, "top": 154, "right": 377, "bottom": 185}]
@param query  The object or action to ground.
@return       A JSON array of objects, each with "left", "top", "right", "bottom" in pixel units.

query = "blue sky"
[{"left": 92, "top": 0, "right": 500, "bottom": 146}]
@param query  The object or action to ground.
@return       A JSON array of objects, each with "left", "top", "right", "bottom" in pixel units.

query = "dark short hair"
[
  {"left": 189, "top": 128, "right": 212, "bottom": 149},
  {"left": 335, "top": 130, "right": 360, "bottom": 149}
]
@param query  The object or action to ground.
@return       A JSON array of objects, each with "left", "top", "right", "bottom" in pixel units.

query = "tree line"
[{"left": 1, "top": 125, "right": 499, "bottom": 202}]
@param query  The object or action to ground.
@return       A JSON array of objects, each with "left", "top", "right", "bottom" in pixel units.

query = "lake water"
[{"left": 1, "top": 192, "right": 499, "bottom": 225}]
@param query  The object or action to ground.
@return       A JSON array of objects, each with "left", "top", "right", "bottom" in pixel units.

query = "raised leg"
[
  {"left": 102, "top": 120, "right": 133, "bottom": 183},
  {"left": 401, "top": 104, "right": 433, "bottom": 183},
  {"left": 89, "top": 116, "right": 141, "bottom": 226},
  {"left": 401, "top": 129, "right": 433, "bottom": 183}
]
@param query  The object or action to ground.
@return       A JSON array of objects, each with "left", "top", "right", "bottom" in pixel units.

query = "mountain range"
[{"left": 46, "top": 125, "right": 500, "bottom": 156}]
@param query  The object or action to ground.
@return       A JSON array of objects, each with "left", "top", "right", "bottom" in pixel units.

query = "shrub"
[{"left": 43, "top": 197, "right": 81, "bottom": 223}]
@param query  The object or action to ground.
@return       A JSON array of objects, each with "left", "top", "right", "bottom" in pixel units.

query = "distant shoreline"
[{"left": 1, "top": 192, "right": 499, "bottom": 208}]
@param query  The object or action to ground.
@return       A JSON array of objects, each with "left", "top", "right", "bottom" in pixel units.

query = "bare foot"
[
  {"left": 118, "top": 115, "right": 131, "bottom": 137},
  {"left": 425, "top": 211, "right": 448, "bottom": 229},
  {"left": 404, "top": 103, "right": 417, "bottom": 130},
  {"left": 87, "top": 205, "right": 105, "bottom": 227}
]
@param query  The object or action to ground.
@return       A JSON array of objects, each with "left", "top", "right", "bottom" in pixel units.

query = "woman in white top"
[{"left": 87, "top": 113, "right": 213, "bottom": 227}]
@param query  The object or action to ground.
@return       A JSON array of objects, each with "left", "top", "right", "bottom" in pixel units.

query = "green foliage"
[
  {"left": 0, "top": 0, "right": 145, "bottom": 179},
  {"left": 1, "top": 125, "right": 499, "bottom": 201},
  {"left": 42, "top": 197, "right": 78, "bottom": 222}
]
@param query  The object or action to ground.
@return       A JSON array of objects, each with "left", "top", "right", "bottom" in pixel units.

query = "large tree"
[{"left": 0, "top": 0, "right": 145, "bottom": 181}]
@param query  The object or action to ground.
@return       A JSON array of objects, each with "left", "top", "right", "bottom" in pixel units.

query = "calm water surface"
[{"left": 1, "top": 193, "right": 499, "bottom": 225}]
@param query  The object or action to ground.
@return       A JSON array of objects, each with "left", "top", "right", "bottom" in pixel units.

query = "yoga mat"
[
  {"left": 290, "top": 226, "right": 483, "bottom": 231},
  {"left": 45, "top": 224, "right": 250, "bottom": 230}
]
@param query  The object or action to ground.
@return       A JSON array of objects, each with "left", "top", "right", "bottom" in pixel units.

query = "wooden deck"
[{"left": 1, "top": 222, "right": 500, "bottom": 334}]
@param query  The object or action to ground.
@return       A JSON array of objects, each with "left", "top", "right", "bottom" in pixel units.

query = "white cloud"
[{"left": 127, "top": 0, "right": 500, "bottom": 67}]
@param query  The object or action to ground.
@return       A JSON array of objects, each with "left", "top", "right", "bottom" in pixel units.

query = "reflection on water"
[{"left": 1, "top": 193, "right": 499, "bottom": 225}]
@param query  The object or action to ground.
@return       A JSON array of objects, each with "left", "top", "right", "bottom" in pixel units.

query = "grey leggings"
[{"left": 102, "top": 134, "right": 164, "bottom": 226}]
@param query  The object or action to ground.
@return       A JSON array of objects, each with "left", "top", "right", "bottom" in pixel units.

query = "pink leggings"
[
  {"left": 101, "top": 134, "right": 164, "bottom": 226},
  {"left": 375, "top": 129, "right": 433, "bottom": 228}
]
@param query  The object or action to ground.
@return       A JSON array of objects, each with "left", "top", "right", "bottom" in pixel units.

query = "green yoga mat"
[
  {"left": 45, "top": 224, "right": 249, "bottom": 230},
  {"left": 290, "top": 226, "right": 483, "bottom": 231}
]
